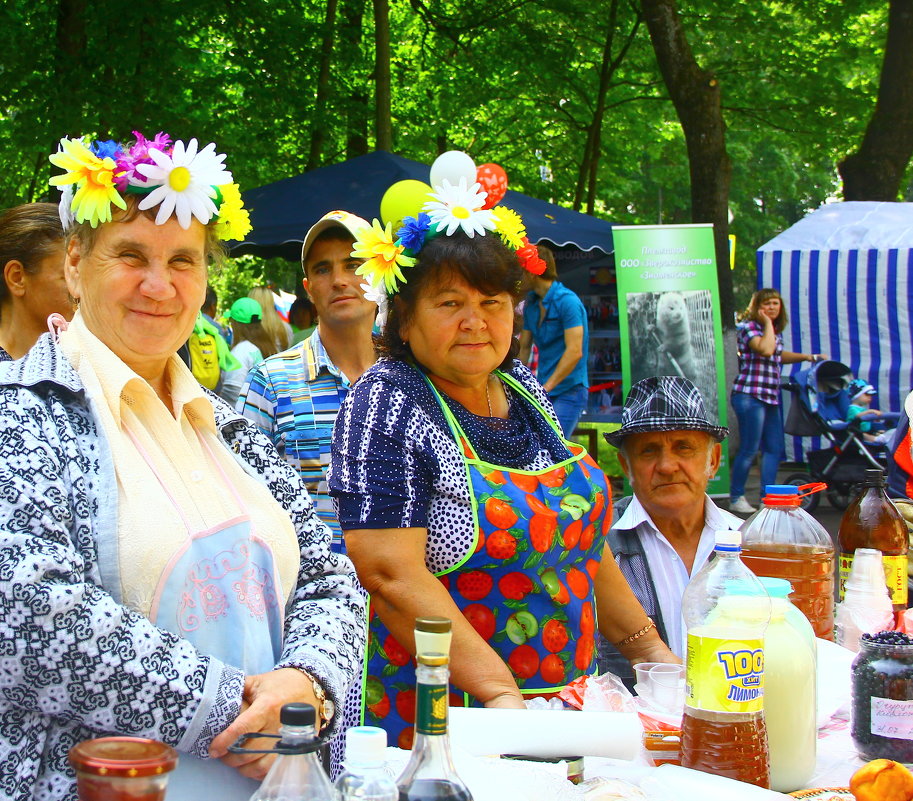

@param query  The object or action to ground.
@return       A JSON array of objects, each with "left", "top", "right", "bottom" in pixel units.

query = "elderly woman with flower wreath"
[
  {"left": 0, "top": 132, "right": 365, "bottom": 800},
  {"left": 328, "top": 170, "right": 677, "bottom": 749}
]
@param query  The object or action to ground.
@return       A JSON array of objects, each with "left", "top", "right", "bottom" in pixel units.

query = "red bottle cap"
[{"left": 69, "top": 737, "right": 178, "bottom": 778}]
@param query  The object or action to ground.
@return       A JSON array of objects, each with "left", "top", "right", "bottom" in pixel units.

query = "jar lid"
[
  {"left": 69, "top": 737, "right": 178, "bottom": 778},
  {"left": 415, "top": 617, "right": 451, "bottom": 633}
]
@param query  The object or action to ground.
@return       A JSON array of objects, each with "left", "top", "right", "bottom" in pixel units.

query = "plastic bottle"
[
  {"left": 397, "top": 617, "right": 473, "bottom": 801},
  {"left": 834, "top": 548, "right": 895, "bottom": 651},
  {"left": 335, "top": 726, "right": 398, "bottom": 801},
  {"left": 762, "top": 595, "right": 817, "bottom": 792},
  {"left": 758, "top": 577, "right": 817, "bottom": 656},
  {"left": 680, "top": 530, "right": 771, "bottom": 788},
  {"left": 740, "top": 484, "right": 835, "bottom": 640},
  {"left": 249, "top": 703, "right": 334, "bottom": 801},
  {"left": 838, "top": 469, "right": 908, "bottom": 611}
]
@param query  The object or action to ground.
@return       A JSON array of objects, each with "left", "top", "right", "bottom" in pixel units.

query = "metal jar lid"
[{"left": 69, "top": 737, "right": 178, "bottom": 778}]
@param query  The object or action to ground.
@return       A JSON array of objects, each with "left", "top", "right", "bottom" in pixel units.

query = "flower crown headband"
[
  {"left": 353, "top": 150, "right": 546, "bottom": 301},
  {"left": 48, "top": 131, "right": 252, "bottom": 241}
]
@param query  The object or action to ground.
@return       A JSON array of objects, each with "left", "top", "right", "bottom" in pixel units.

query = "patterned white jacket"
[{"left": 0, "top": 335, "right": 365, "bottom": 800}]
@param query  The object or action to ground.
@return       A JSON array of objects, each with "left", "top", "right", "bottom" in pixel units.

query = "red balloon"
[{"left": 476, "top": 163, "right": 508, "bottom": 209}]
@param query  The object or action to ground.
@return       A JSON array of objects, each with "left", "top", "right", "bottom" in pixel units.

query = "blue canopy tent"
[
  {"left": 230, "top": 151, "right": 614, "bottom": 264},
  {"left": 757, "top": 201, "right": 913, "bottom": 461}
]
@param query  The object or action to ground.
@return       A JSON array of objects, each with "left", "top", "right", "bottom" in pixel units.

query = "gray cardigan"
[
  {"left": 0, "top": 335, "right": 365, "bottom": 800},
  {"left": 596, "top": 495, "right": 670, "bottom": 690}
]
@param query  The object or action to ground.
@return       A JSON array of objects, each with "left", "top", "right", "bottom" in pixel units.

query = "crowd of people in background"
[{"left": 3, "top": 130, "right": 888, "bottom": 801}]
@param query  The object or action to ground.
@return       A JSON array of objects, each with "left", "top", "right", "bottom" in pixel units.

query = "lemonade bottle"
[{"left": 680, "top": 529, "right": 771, "bottom": 788}]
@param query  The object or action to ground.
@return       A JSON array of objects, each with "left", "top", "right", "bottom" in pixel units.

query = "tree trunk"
[
  {"left": 839, "top": 0, "right": 913, "bottom": 201},
  {"left": 373, "top": 0, "right": 393, "bottom": 151},
  {"left": 307, "top": 0, "right": 340, "bottom": 170},
  {"left": 54, "top": 0, "right": 87, "bottom": 138},
  {"left": 342, "top": 0, "right": 369, "bottom": 158},
  {"left": 640, "top": 0, "right": 734, "bottom": 328}
]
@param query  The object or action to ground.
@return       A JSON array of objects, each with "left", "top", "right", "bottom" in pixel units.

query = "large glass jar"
[{"left": 851, "top": 632, "right": 913, "bottom": 762}]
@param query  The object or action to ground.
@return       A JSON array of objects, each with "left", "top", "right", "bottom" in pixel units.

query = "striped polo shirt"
[{"left": 236, "top": 329, "right": 350, "bottom": 551}]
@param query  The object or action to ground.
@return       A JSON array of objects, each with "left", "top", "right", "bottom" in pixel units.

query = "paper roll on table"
[{"left": 448, "top": 707, "right": 642, "bottom": 760}]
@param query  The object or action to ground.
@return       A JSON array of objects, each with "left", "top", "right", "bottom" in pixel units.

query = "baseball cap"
[
  {"left": 848, "top": 378, "right": 876, "bottom": 402},
  {"left": 227, "top": 297, "right": 262, "bottom": 324},
  {"left": 300, "top": 210, "right": 371, "bottom": 267}
]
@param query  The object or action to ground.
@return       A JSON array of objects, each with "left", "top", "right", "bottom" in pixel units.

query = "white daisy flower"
[
  {"left": 135, "top": 138, "right": 232, "bottom": 228},
  {"left": 360, "top": 279, "right": 389, "bottom": 330},
  {"left": 423, "top": 177, "right": 496, "bottom": 238}
]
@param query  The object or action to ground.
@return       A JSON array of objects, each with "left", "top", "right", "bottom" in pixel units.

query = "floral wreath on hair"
[
  {"left": 48, "top": 131, "right": 252, "bottom": 241},
  {"left": 352, "top": 152, "right": 546, "bottom": 307}
]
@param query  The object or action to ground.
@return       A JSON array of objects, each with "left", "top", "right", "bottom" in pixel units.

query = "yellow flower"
[
  {"left": 352, "top": 219, "right": 416, "bottom": 294},
  {"left": 49, "top": 137, "right": 126, "bottom": 227},
  {"left": 213, "top": 183, "right": 252, "bottom": 241},
  {"left": 491, "top": 205, "right": 526, "bottom": 250}
]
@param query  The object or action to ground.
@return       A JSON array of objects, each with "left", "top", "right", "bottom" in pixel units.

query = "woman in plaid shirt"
[{"left": 729, "top": 289, "right": 824, "bottom": 514}]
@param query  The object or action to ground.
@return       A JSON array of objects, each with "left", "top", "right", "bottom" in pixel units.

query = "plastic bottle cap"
[
  {"left": 862, "top": 468, "right": 886, "bottom": 487},
  {"left": 417, "top": 652, "right": 448, "bottom": 666},
  {"left": 765, "top": 484, "right": 799, "bottom": 495},
  {"left": 758, "top": 577, "right": 793, "bottom": 597},
  {"left": 344, "top": 726, "right": 387, "bottom": 767},
  {"left": 280, "top": 703, "right": 316, "bottom": 727},
  {"left": 714, "top": 529, "right": 741, "bottom": 549}
]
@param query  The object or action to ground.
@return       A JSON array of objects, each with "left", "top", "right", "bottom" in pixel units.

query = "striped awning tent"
[{"left": 757, "top": 201, "right": 913, "bottom": 460}]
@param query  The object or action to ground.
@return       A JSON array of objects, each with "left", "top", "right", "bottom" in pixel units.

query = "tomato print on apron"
[{"left": 360, "top": 372, "right": 611, "bottom": 749}]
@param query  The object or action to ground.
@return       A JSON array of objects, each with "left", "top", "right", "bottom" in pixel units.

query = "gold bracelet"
[{"left": 613, "top": 619, "right": 656, "bottom": 649}]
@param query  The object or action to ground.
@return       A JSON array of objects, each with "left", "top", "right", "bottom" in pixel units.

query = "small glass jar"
[
  {"left": 851, "top": 635, "right": 913, "bottom": 762},
  {"left": 68, "top": 737, "right": 178, "bottom": 801}
]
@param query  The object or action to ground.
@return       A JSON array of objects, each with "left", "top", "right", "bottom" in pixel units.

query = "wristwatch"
[{"left": 298, "top": 669, "right": 335, "bottom": 727}]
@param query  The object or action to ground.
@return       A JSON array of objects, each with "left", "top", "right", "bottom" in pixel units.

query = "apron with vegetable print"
[{"left": 360, "top": 371, "right": 611, "bottom": 749}]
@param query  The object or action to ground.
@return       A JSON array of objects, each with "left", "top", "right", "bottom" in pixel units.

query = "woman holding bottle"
[
  {"left": 729, "top": 288, "right": 825, "bottom": 514},
  {"left": 329, "top": 180, "right": 677, "bottom": 749}
]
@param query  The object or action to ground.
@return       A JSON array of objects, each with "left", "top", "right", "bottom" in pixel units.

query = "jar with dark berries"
[{"left": 851, "top": 630, "right": 913, "bottom": 762}]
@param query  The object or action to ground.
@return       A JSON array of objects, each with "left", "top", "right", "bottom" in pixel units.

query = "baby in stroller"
[
  {"left": 845, "top": 378, "right": 897, "bottom": 444},
  {"left": 782, "top": 360, "right": 901, "bottom": 511}
]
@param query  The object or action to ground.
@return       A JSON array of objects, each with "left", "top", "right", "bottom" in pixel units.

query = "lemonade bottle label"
[{"left": 686, "top": 633, "right": 764, "bottom": 713}]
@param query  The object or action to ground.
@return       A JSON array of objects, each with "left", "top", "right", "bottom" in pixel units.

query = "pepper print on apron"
[{"left": 361, "top": 372, "right": 611, "bottom": 749}]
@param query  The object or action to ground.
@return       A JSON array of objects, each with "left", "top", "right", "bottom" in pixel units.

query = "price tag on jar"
[{"left": 871, "top": 697, "right": 913, "bottom": 740}]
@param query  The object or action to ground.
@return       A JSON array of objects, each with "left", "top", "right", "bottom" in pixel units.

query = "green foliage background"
[{"left": 1, "top": 0, "right": 908, "bottom": 313}]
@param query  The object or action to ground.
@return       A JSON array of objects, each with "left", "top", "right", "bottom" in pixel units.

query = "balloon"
[
  {"left": 430, "top": 151, "right": 477, "bottom": 189},
  {"left": 476, "top": 163, "right": 508, "bottom": 208},
  {"left": 380, "top": 180, "right": 434, "bottom": 228}
]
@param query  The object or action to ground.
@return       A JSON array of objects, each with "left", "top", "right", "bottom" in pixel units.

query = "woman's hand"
[
  {"left": 209, "top": 668, "right": 320, "bottom": 780},
  {"left": 628, "top": 640, "right": 682, "bottom": 668},
  {"left": 483, "top": 691, "right": 527, "bottom": 710}
]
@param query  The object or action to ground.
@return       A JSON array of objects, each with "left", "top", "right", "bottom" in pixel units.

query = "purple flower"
[
  {"left": 396, "top": 212, "right": 432, "bottom": 253},
  {"left": 115, "top": 131, "right": 173, "bottom": 189}
]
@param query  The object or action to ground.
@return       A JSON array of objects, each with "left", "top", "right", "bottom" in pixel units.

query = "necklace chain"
[{"left": 486, "top": 376, "right": 493, "bottom": 417}]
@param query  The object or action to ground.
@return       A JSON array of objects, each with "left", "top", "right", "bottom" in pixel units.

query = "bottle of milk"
[{"left": 763, "top": 596, "right": 817, "bottom": 792}]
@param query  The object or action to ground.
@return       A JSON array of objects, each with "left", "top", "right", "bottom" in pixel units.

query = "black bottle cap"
[
  {"left": 863, "top": 468, "right": 886, "bottom": 486},
  {"left": 280, "top": 703, "right": 316, "bottom": 727}
]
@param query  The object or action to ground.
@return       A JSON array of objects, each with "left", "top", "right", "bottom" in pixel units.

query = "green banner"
[{"left": 612, "top": 224, "right": 730, "bottom": 495}]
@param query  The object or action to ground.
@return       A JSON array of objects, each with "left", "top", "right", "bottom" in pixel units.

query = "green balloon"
[{"left": 380, "top": 179, "right": 433, "bottom": 228}]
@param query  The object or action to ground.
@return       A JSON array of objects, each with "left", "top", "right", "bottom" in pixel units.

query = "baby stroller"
[{"left": 781, "top": 360, "right": 900, "bottom": 512}]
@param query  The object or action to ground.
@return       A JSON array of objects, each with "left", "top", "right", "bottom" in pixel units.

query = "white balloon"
[{"left": 430, "top": 151, "right": 477, "bottom": 189}]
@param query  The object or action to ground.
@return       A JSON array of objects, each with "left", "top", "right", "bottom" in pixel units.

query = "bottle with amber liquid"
[
  {"left": 396, "top": 618, "right": 473, "bottom": 801},
  {"left": 838, "top": 469, "right": 908, "bottom": 612}
]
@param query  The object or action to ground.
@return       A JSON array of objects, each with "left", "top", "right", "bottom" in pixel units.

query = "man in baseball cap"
[
  {"left": 236, "top": 211, "right": 377, "bottom": 553},
  {"left": 598, "top": 376, "right": 739, "bottom": 687}
]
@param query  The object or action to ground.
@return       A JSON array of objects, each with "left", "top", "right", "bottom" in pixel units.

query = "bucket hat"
[
  {"left": 227, "top": 297, "right": 263, "bottom": 324},
  {"left": 604, "top": 375, "right": 728, "bottom": 448}
]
